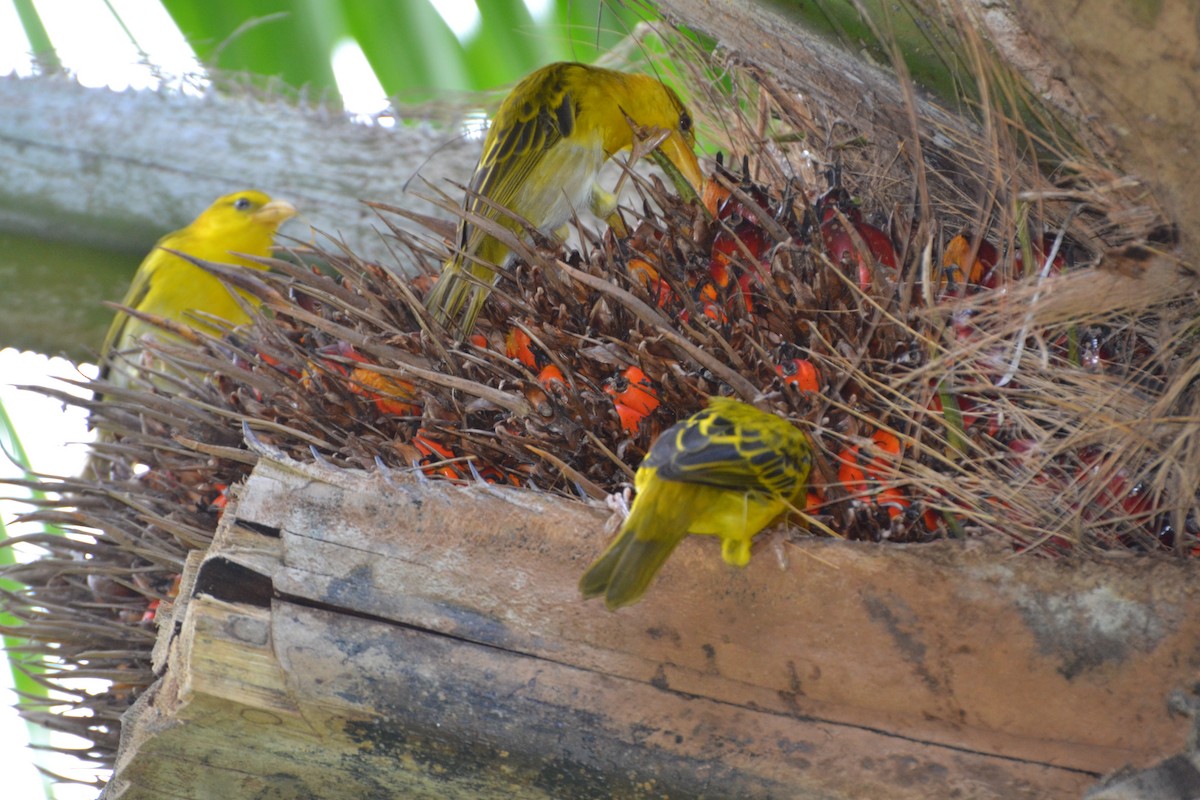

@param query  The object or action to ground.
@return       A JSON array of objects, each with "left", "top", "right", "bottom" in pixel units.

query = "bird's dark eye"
[
  {"left": 679, "top": 111, "right": 692, "bottom": 134},
  {"left": 233, "top": 197, "right": 253, "bottom": 211}
]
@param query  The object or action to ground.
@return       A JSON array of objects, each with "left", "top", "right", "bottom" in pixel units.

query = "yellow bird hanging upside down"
[
  {"left": 99, "top": 190, "right": 296, "bottom": 387},
  {"left": 580, "top": 396, "right": 814, "bottom": 610},
  {"left": 425, "top": 61, "right": 705, "bottom": 339}
]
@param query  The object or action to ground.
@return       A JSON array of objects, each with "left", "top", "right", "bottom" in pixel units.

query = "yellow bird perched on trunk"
[
  {"left": 425, "top": 61, "right": 704, "bottom": 339},
  {"left": 580, "top": 396, "right": 813, "bottom": 610},
  {"left": 99, "top": 190, "right": 296, "bottom": 387}
]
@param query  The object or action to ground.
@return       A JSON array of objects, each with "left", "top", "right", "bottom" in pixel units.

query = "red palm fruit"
[
  {"left": 867, "top": 429, "right": 902, "bottom": 477},
  {"left": 413, "top": 430, "right": 461, "bottom": 480},
  {"left": 775, "top": 358, "right": 820, "bottom": 392},
  {"left": 348, "top": 367, "right": 420, "bottom": 416},
  {"left": 614, "top": 402, "right": 645, "bottom": 434},
  {"left": 821, "top": 218, "right": 897, "bottom": 289},
  {"left": 606, "top": 366, "right": 659, "bottom": 416},
  {"left": 537, "top": 363, "right": 566, "bottom": 390},
  {"left": 875, "top": 485, "right": 909, "bottom": 520},
  {"left": 837, "top": 445, "right": 868, "bottom": 494},
  {"left": 939, "top": 234, "right": 999, "bottom": 295},
  {"left": 505, "top": 327, "right": 541, "bottom": 370}
]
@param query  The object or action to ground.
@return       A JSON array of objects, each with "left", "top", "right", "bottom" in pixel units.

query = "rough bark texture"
[
  {"left": 103, "top": 455, "right": 1200, "bottom": 799},
  {"left": 658, "top": 0, "right": 1199, "bottom": 260},
  {"left": 0, "top": 74, "right": 479, "bottom": 256},
  {"left": 983, "top": 0, "right": 1200, "bottom": 252}
]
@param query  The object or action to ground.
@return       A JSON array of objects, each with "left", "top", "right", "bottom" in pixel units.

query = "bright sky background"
[{"left": 0, "top": 1, "right": 551, "bottom": 796}]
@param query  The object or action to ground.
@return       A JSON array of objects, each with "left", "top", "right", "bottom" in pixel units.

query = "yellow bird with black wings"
[
  {"left": 580, "top": 396, "right": 814, "bottom": 610},
  {"left": 100, "top": 190, "right": 295, "bottom": 386},
  {"left": 425, "top": 61, "right": 704, "bottom": 338}
]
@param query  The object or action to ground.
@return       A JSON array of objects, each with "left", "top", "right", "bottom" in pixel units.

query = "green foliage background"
[{"left": 155, "top": 0, "right": 647, "bottom": 99}]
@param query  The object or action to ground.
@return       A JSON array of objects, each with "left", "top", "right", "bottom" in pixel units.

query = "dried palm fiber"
[{"left": 1, "top": 17, "right": 1195, "bottom": 783}]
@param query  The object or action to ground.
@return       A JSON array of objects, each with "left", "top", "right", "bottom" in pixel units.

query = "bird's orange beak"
[
  {"left": 654, "top": 131, "right": 704, "bottom": 198},
  {"left": 254, "top": 199, "right": 297, "bottom": 226}
]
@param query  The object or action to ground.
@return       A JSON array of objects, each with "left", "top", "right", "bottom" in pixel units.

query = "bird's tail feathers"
[
  {"left": 424, "top": 264, "right": 473, "bottom": 336},
  {"left": 579, "top": 485, "right": 691, "bottom": 610},
  {"left": 424, "top": 259, "right": 494, "bottom": 339}
]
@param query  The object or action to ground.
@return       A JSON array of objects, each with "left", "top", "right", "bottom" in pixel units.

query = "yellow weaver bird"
[
  {"left": 425, "top": 61, "right": 704, "bottom": 338},
  {"left": 99, "top": 190, "right": 296, "bottom": 386},
  {"left": 580, "top": 396, "right": 813, "bottom": 610}
]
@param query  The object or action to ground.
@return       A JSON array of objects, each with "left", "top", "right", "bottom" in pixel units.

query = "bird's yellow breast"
[
  {"left": 514, "top": 134, "right": 607, "bottom": 234},
  {"left": 133, "top": 251, "right": 258, "bottom": 338}
]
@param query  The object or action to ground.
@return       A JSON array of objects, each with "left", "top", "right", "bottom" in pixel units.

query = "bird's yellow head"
[
  {"left": 189, "top": 190, "right": 297, "bottom": 249},
  {"left": 586, "top": 69, "right": 704, "bottom": 196}
]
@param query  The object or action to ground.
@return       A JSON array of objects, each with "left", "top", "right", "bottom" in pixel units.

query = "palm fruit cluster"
[{"left": 153, "top": 149, "right": 1184, "bottom": 554}]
